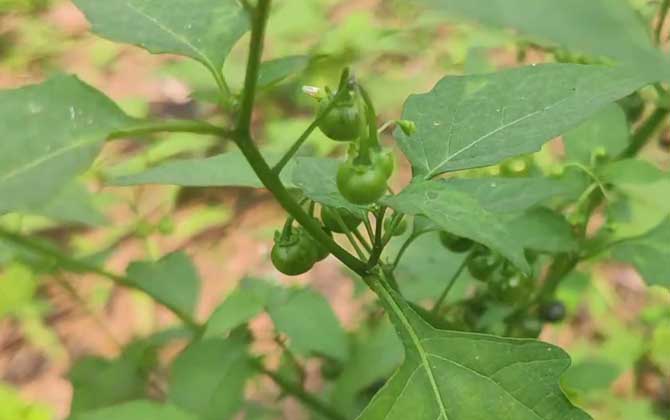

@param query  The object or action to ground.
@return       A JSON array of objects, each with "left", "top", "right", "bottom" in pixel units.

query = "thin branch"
[
  {"left": 109, "top": 119, "right": 230, "bottom": 140},
  {"left": 0, "top": 228, "right": 203, "bottom": 333},
  {"left": 366, "top": 206, "right": 387, "bottom": 268},
  {"left": 656, "top": 0, "right": 670, "bottom": 45},
  {"left": 430, "top": 254, "right": 470, "bottom": 315},
  {"left": 252, "top": 360, "right": 348, "bottom": 420}
]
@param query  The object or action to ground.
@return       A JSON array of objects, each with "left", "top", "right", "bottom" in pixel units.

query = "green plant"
[{"left": 1, "top": 0, "right": 670, "bottom": 419}]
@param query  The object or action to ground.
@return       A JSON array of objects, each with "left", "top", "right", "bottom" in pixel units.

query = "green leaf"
[
  {"left": 602, "top": 160, "right": 670, "bottom": 238},
  {"left": 34, "top": 181, "right": 107, "bottom": 226},
  {"left": 292, "top": 157, "right": 369, "bottom": 215},
  {"left": 168, "top": 335, "right": 252, "bottom": 420},
  {"left": 126, "top": 252, "right": 200, "bottom": 318},
  {"left": 382, "top": 180, "right": 530, "bottom": 273},
  {"left": 70, "top": 341, "right": 156, "bottom": 414},
  {"left": 504, "top": 207, "right": 577, "bottom": 253},
  {"left": 422, "top": 0, "right": 667, "bottom": 76},
  {"left": 268, "top": 287, "right": 349, "bottom": 362},
  {"left": 0, "top": 263, "right": 37, "bottom": 318},
  {"left": 391, "top": 233, "right": 474, "bottom": 302},
  {"left": 395, "top": 64, "right": 648, "bottom": 178},
  {"left": 71, "top": 400, "right": 197, "bottom": 420},
  {"left": 563, "top": 104, "right": 629, "bottom": 165},
  {"left": 331, "top": 318, "right": 404, "bottom": 417},
  {"left": 0, "top": 75, "right": 131, "bottom": 213},
  {"left": 0, "top": 382, "right": 52, "bottom": 420},
  {"left": 204, "top": 285, "right": 269, "bottom": 339},
  {"left": 359, "top": 275, "right": 590, "bottom": 420},
  {"left": 258, "top": 55, "right": 310, "bottom": 88},
  {"left": 444, "top": 176, "right": 586, "bottom": 213},
  {"left": 73, "top": 0, "right": 248, "bottom": 80},
  {"left": 611, "top": 218, "right": 670, "bottom": 289},
  {"left": 111, "top": 150, "right": 296, "bottom": 189},
  {"left": 561, "top": 359, "right": 620, "bottom": 394}
]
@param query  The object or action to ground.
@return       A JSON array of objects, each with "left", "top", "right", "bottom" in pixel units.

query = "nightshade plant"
[{"left": 1, "top": 0, "right": 670, "bottom": 419}]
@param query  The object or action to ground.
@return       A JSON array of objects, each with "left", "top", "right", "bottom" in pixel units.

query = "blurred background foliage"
[{"left": 0, "top": 0, "right": 668, "bottom": 419}]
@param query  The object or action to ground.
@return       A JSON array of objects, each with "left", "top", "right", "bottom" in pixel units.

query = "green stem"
[
  {"left": 233, "top": 0, "right": 367, "bottom": 275},
  {"left": 622, "top": 108, "right": 668, "bottom": 157},
  {"left": 392, "top": 233, "right": 419, "bottom": 270},
  {"left": 430, "top": 253, "right": 470, "bottom": 315},
  {"left": 272, "top": 70, "right": 351, "bottom": 175},
  {"left": 655, "top": 0, "right": 670, "bottom": 44},
  {"left": 366, "top": 206, "right": 387, "bottom": 268},
  {"left": 331, "top": 210, "right": 367, "bottom": 260},
  {"left": 251, "top": 360, "right": 347, "bottom": 420},
  {"left": 0, "top": 228, "right": 203, "bottom": 332},
  {"left": 109, "top": 119, "right": 229, "bottom": 140},
  {"left": 351, "top": 228, "right": 373, "bottom": 253}
]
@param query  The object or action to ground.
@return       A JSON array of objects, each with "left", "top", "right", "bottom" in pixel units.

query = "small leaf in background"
[
  {"left": 504, "top": 207, "right": 577, "bottom": 253},
  {"left": 258, "top": 55, "right": 310, "bottom": 88},
  {"left": 69, "top": 341, "right": 157, "bottom": 414},
  {"left": 390, "top": 233, "right": 474, "bottom": 302},
  {"left": 0, "top": 262, "right": 36, "bottom": 318},
  {"left": 268, "top": 287, "right": 349, "bottom": 362},
  {"left": 73, "top": 0, "right": 249, "bottom": 80},
  {"left": 126, "top": 252, "right": 201, "bottom": 318},
  {"left": 561, "top": 359, "right": 621, "bottom": 395},
  {"left": 649, "top": 321, "right": 670, "bottom": 375},
  {"left": 168, "top": 335, "right": 252, "bottom": 420},
  {"left": 359, "top": 277, "right": 589, "bottom": 420},
  {"left": 563, "top": 104, "right": 629, "bottom": 165},
  {"left": 611, "top": 218, "right": 670, "bottom": 289},
  {"left": 604, "top": 161, "right": 670, "bottom": 239},
  {"left": 395, "top": 64, "right": 648, "bottom": 177},
  {"left": 292, "top": 157, "right": 367, "bottom": 216},
  {"left": 71, "top": 400, "right": 197, "bottom": 420},
  {"left": 0, "top": 382, "right": 52, "bottom": 420},
  {"left": 422, "top": 0, "right": 667, "bottom": 77},
  {"left": 204, "top": 286, "right": 269, "bottom": 339},
  {"left": 382, "top": 180, "right": 529, "bottom": 273},
  {"left": 111, "top": 150, "right": 296, "bottom": 189},
  {"left": 0, "top": 75, "right": 132, "bottom": 213},
  {"left": 330, "top": 318, "right": 404, "bottom": 417}
]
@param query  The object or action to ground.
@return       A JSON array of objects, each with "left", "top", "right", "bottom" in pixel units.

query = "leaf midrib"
[{"left": 374, "top": 276, "right": 449, "bottom": 420}]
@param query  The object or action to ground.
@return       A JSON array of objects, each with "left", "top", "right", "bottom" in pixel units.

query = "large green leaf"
[
  {"left": 611, "top": 218, "right": 670, "bottom": 289},
  {"left": 111, "top": 150, "right": 296, "bottom": 189},
  {"left": 71, "top": 400, "right": 197, "bottom": 420},
  {"left": 395, "top": 64, "right": 648, "bottom": 178},
  {"left": 563, "top": 103, "right": 629, "bottom": 166},
  {"left": 382, "top": 180, "right": 529, "bottom": 273},
  {"left": 73, "top": 0, "right": 248, "bottom": 80},
  {"left": 168, "top": 335, "right": 252, "bottom": 420},
  {"left": 35, "top": 181, "right": 107, "bottom": 226},
  {"left": 204, "top": 281, "right": 270, "bottom": 339},
  {"left": 359, "top": 275, "right": 590, "bottom": 420},
  {"left": 0, "top": 75, "right": 131, "bottom": 213},
  {"left": 126, "top": 252, "right": 200, "bottom": 318},
  {"left": 422, "top": 0, "right": 667, "bottom": 77},
  {"left": 444, "top": 176, "right": 586, "bottom": 213}
]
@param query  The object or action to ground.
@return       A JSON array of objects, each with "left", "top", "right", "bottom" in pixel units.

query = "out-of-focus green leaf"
[
  {"left": 561, "top": 359, "right": 621, "bottom": 394},
  {"left": 563, "top": 104, "right": 629, "bottom": 165},
  {"left": 611, "top": 218, "right": 670, "bottom": 289},
  {"left": 34, "top": 182, "right": 107, "bottom": 226},
  {"left": 126, "top": 252, "right": 200, "bottom": 318},
  {"left": 504, "top": 207, "right": 577, "bottom": 253},
  {"left": 71, "top": 400, "right": 197, "bottom": 420},
  {"left": 0, "top": 75, "right": 131, "bottom": 213},
  {"left": 0, "top": 262, "right": 36, "bottom": 318},
  {"left": 0, "top": 382, "right": 52, "bottom": 420},
  {"left": 70, "top": 341, "right": 157, "bottom": 414},
  {"left": 258, "top": 55, "right": 310, "bottom": 88},
  {"left": 168, "top": 335, "right": 252, "bottom": 420}
]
